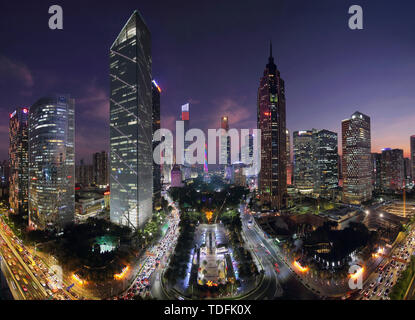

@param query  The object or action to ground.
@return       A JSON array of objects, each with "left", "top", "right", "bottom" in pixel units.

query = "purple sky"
[{"left": 1, "top": 0, "right": 414, "bottom": 164}]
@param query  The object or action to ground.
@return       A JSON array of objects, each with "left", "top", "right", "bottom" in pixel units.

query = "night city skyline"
[
  {"left": 1, "top": 0, "right": 415, "bottom": 164},
  {"left": 2, "top": 0, "right": 415, "bottom": 308}
]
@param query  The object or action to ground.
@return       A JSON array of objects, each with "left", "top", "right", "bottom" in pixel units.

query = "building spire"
[{"left": 268, "top": 41, "right": 275, "bottom": 65}]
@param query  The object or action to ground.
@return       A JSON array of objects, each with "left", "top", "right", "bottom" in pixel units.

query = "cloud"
[
  {"left": 161, "top": 115, "right": 177, "bottom": 132},
  {"left": 0, "top": 55, "right": 34, "bottom": 88},
  {"left": 77, "top": 81, "right": 109, "bottom": 121},
  {"left": 204, "top": 97, "right": 255, "bottom": 130},
  {"left": 188, "top": 98, "right": 200, "bottom": 105}
]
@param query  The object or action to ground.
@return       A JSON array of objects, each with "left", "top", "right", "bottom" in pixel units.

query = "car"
[{"left": 22, "top": 285, "right": 28, "bottom": 292}]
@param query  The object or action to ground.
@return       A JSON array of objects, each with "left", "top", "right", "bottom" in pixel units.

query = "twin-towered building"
[{"left": 293, "top": 129, "right": 338, "bottom": 197}]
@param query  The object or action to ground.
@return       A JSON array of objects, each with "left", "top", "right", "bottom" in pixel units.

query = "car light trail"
[
  {"left": 349, "top": 266, "right": 364, "bottom": 279},
  {"left": 293, "top": 260, "right": 309, "bottom": 273},
  {"left": 114, "top": 266, "right": 129, "bottom": 280},
  {"left": 72, "top": 274, "right": 86, "bottom": 285}
]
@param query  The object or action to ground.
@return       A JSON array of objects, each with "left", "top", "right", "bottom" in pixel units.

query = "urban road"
[{"left": 239, "top": 203, "right": 319, "bottom": 300}]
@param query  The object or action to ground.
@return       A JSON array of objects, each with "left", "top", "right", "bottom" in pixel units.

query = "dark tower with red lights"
[
  {"left": 9, "top": 107, "right": 29, "bottom": 215},
  {"left": 257, "top": 43, "right": 287, "bottom": 210}
]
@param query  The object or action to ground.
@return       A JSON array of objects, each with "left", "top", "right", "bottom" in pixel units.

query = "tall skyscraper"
[
  {"left": 380, "top": 148, "right": 404, "bottom": 191},
  {"left": 181, "top": 103, "right": 191, "bottom": 180},
  {"left": 220, "top": 116, "right": 231, "bottom": 164},
  {"left": 9, "top": 107, "right": 29, "bottom": 215},
  {"left": 257, "top": 43, "right": 287, "bottom": 209},
  {"left": 293, "top": 130, "right": 314, "bottom": 193},
  {"left": 28, "top": 95, "right": 75, "bottom": 231},
  {"left": 404, "top": 157, "right": 412, "bottom": 186},
  {"left": 220, "top": 116, "right": 231, "bottom": 179},
  {"left": 286, "top": 129, "right": 292, "bottom": 185},
  {"left": 371, "top": 153, "right": 382, "bottom": 190},
  {"left": 293, "top": 129, "right": 338, "bottom": 196},
  {"left": 313, "top": 129, "right": 338, "bottom": 195},
  {"left": 411, "top": 135, "right": 415, "bottom": 183},
  {"left": 342, "top": 111, "right": 372, "bottom": 204},
  {"left": 181, "top": 103, "right": 190, "bottom": 160},
  {"left": 152, "top": 80, "right": 161, "bottom": 206},
  {"left": 92, "top": 151, "right": 109, "bottom": 186},
  {"left": 110, "top": 10, "right": 153, "bottom": 230}
]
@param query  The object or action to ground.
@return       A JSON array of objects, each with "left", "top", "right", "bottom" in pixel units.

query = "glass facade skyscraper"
[
  {"left": 9, "top": 107, "right": 29, "bottom": 215},
  {"left": 342, "top": 111, "right": 372, "bottom": 204},
  {"left": 293, "top": 130, "right": 314, "bottom": 193},
  {"left": 28, "top": 95, "right": 75, "bottom": 231},
  {"left": 293, "top": 129, "right": 338, "bottom": 196},
  {"left": 110, "top": 11, "right": 153, "bottom": 230},
  {"left": 152, "top": 80, "right": 161, "bottom": 206},
  {"left": 312, "top": 129, "right": 338, "bottom": 196},
  {"left": 257, "top": 43, "right": 287, "bottom": 210},
  {"left": 220, "top": 116, "right": 230, "bottom": 164}
]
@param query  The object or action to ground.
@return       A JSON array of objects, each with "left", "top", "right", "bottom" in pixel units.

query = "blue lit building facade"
[{"left": 28, "top": 95, "right": 75, "bottom": 231}]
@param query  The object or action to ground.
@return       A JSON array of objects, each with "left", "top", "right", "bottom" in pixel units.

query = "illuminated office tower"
[
  {"left": 152, "top": 80, "right": 161, "bottom": 206},
  {"left": 220, "top": 116, "right": 230, "bottom": 164},
  {"left": 312, "top": 129, "right": 338, "bottom": 195},
  {"left": 220, "top": 116, "right": 231, "bottom": 179},
  {"left": 380, "top": 148, "right": 404, "bottom": 191},
  {"left": 109, "top": 10, "right": 153, "bottom": 229},
  {"left": 411, "top": 135, "right": 415, "bottom": 182},
  {"left": 257, "top": 43, "right": 287, "bottom": 209},
  {"left": 181, "top": 103, "right": 190, "bottom": 160},
  {"left": 28, "top": 95, "right": 75, "bottom": 231},
  {"left": 181, "top": 103, "right": 191, "bottom": 180},
  {"left": 293, "top": 130, "right": 314, "bottom": 193},
  {"left": 342, "top": 111, "right": 372, "bottom": 204},
  {"left": 9, "top": 107, "right": 29, "bottom": 215}
]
